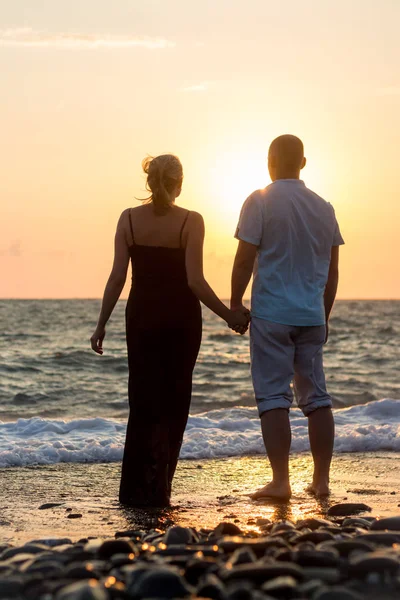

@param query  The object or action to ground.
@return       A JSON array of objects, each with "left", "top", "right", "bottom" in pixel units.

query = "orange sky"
[{"left": 1, "top": 0, "right": 399, "bottom": 299}]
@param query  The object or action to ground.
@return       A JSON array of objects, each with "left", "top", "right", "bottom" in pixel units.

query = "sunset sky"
[{"left": 1, "top": 0, "right": 399, "bottom": 299}]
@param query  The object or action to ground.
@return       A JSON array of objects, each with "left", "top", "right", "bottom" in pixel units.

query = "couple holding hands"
[{"left": 91, "top": 134, "right": 344, "bottom": 507}]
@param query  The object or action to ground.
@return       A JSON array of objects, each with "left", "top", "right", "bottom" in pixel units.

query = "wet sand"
[{"left": 0, "top": 453, "right": 399, "bottom": 544}]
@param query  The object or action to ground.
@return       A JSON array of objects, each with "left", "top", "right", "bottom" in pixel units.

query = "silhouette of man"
[{"left": 231, "top": 135, "right": 344, "bottom": 498}]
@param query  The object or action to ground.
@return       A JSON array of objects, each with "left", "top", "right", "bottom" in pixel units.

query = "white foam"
[{"left": 0, "top": 398, "right": 399, "bottom": 467}]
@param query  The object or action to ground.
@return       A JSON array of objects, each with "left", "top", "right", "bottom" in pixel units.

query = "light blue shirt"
[{"left": 235, "top": 179, "right": 345, "bottom": 326}]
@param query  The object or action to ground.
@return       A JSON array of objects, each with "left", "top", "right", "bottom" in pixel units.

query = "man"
[{"left": 231, "top": 135, "right": 344, "bottom": 499}]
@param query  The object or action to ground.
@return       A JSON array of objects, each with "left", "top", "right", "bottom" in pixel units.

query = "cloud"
[
  {"left": 0, "top": 28, "right": 175, "bottom": 49},
  {"left": 376, "top": 85, "right": 400, "bottom": 96},
  {"left": 182, "top": 82, "right": 208, "bottom": 92}
]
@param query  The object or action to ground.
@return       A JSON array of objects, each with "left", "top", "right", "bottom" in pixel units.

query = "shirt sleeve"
[
  {"left": 234, "top": 193, "right": 263, "bottom": 246},
  {"left": 332, "top": 208, "right": 345, "bottom": 246}
]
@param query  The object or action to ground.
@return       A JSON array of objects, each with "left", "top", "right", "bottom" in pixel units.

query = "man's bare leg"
[
  {"left": 251, "top": 408, "right": 292, "bottom": 500},
  {"left": 306, "top": 407, "right": 334, "bottom": 496}
]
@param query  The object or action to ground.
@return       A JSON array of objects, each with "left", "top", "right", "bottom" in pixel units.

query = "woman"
[{"left": 91, "top": 154, "right": 249, "bottom": 507}]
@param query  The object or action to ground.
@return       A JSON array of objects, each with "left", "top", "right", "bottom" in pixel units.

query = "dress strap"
[
  {"left": 179, "top": 210, "right": 190, "bottom": 248},
  {"left": 128, "top": 209, "right": 135, "bottom": 245}
]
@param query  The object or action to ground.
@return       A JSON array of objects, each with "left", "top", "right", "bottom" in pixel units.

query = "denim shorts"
[{"left": 250, "top": 317, "right": 333, "bottom": 417}]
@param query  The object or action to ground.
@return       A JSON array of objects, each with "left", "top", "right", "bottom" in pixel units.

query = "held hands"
[
  {"left": 90, "top": 326, "right": 106, "bottom": 355},
  {"left": 228, "top": 304, "right": 251, "bottom": 335}
]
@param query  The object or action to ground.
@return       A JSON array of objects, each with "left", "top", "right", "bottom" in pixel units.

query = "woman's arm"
[
  {"left": 185, "top": 212, "right": 249, "bottom": 332},
  {"left": 90, "top": 210, "right": 131, "bottom": 354}
]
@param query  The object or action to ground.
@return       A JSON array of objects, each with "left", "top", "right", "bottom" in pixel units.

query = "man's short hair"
[{"left": 268, "top": 135, "right": 304, "bottom": 169}]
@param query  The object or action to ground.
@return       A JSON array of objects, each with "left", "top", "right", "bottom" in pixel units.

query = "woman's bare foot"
[
  {"left": 305, "top": 482, "right": 330, "bottom": 497},
  {"left": 250, "top": 481, "right": 292, "bottom": 501}
]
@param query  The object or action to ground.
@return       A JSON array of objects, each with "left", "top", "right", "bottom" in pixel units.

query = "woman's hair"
[{"left": 141, "top": 154, "right": 183, "bottom": 213}]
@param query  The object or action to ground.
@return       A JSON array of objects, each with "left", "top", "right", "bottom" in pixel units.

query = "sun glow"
[{"left": 207, "top": 150, "right": 269, "bottom": 223}]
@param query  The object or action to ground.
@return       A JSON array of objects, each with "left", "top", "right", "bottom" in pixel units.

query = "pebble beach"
[{"left": 1, "top": 454, "right": 400, "bottom": 598}]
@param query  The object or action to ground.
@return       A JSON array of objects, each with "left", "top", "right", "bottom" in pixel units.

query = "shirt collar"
[{"left": 272, "top": 179, "right": 305, "bottom": 185}]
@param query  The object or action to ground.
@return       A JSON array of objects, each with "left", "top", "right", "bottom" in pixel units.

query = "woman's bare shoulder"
[{"left": 187, "top": 210, "right": 204, "bottom": 226}]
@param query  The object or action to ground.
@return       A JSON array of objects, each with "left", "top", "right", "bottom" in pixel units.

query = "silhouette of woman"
[{"left": 91, "top": 154, "right": 248, "bottom": 507}]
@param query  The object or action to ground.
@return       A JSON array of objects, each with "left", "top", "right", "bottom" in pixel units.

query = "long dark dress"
[{"left": 119, "top": 209, "right": 202, "bottom": 507}]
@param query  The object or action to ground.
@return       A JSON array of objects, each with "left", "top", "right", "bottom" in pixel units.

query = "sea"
[{"left": 0, "top": 299, "right": 399, "bottom": 468}]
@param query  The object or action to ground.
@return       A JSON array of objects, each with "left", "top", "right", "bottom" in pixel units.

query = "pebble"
[
  {"left": 261, "top": 574, "right": 298, "bottom": 597},
  {"left": 296, "top": 517, "right": 334, "bottom": 531},
  {"left": 348, "top": 552, "right": 400, "bottom": 578},
  {"left": 342, "top": 517, "right": 372, "bottom": 529},
  {"left": 128, "top": 566, "right": 193, "bottom": 598},
  {"left": 197, "top": 573, "right": 227, "bottom": 600},
  {"left": 0, "top": 578, "right": 23, "bottom": 598},
  {"left": 313, "top": 587, "right": 363, "bottom": 600},
  {"left": 214, "top": 522, "right": 243, "bottom": 536},
  {"left": 55, "top": 580, "right": 108, "bottom": 600},
  {"left": 327, "top": 503, "right": 372, "bottom": 516},
  {"left": 39, "top": 502, "right": 64, "bottom": 510},
  {"left": 1, "top": 516, "right": 400, "bottom": 599},
  {"left": 295, "top": 530, "right": 335, "bottom": 543},
  {"left": 97, "top": 538, "right": 136, "bottom": 559},
  {"left": 356, "top": 532, "right": 400, "bottom": 545},
  {"left": 163, "top": 526, "right": 196, "bottom": 545},
  {"left": 370, "top": 516, "right": 400, "bottom": 530},
  {"left": 221, "top": 562, "right": 304, "bottom": 584},
  {"left": 67, "top": 513, "right": 83, "bottom": 519}
]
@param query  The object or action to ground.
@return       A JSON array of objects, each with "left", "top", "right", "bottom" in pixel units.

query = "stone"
[
  {"left": 196, "top": 574, "right": 227, "bottom": 600},
  {"left": 327, "top": 503, "right": 372, "bottom": 517},
  {"left": 302, "top": 567, "right": 340, "bottom": 584},
  {"left": 295, "top": 517, "right": 335, "bottom": 531},
  {"left": 319, "top": 539, "right": 374, "bottom": 557},
  {"left": 313, "top": 587, "right": 363, "bottom": 600},
  {"left": 129, "top": 567, "right": 192, "bottom": 598},
  {"left": 370, "top": 516, "right": 400, "bottom": 531},
  {"left": 163, "top": 526, "right": 195, "bottom": 545},
  {"left": 226, "top": 547, "right": 257, "bottom": 567},
  {"left": 255, "top": 518, "right": 271, "bottom": 527},
  {"left": 218, "top": 536, "right": 289, "bottom": 556},
  {"left": 109, "top": 553, "right": 136, "bottom": 568},
  {"left": 28, "top": 538, "right": 72, "bottom": 547},
  {"left": 67, "top": 513, "right": 82, "bottom": 519},
  {"left": 39, "top": 502, "right": 64, "bottom": 510},
  {"left": 221, "top": 562, "right": 304, "bottom": 584},
  {"left": 97, "top": 538, "right": 136, "bottom": 559},
  {"left": 0, "top": 544, "right": 49, "bottom": 560},
  {"left": 226, "top": 581, "right": 254, "bottom": 600},
  {"left": 261, "top": 575, "right": 298, "bottom": 598},
  {"left": 296, "top": 579, "right": 324, "bottom": 597},
  {"left": 356, "top": 532, "right": 400, "bottom": 546},
  {"left": 342, "top": 518, "right": 372, "bottom": 529},
  {"left": 23, "top": 560, "right": 64, "bottom": 575},
  {"left": 278, "top": 549, "right": 340, "bottom": 568},
  {"left": 184, "top": 557, "right": 219, "bottom": 585},
  {"left": 2, "top": 552, "right": 37, "bottom": 566},
  {"left": 63, "top": 563, "right": 100, "bottom": 580},
  {"left": 0, "top": 577, "right": 23, "bottom": 598},
  {"left": 115, "top": 529, "right": 143, "bottom": 540},
  {"left": 214, "top": 522, "right": 243, "bottom": 537},
  {"left": 154, "top": 545, "right": 206, "bottom": 558},
  {"left": 270, "top": 521, "right": 295, "bottom": 534},
  {"left": 55, "top": 580, "right": 108, "bottom": 600},
  {"left": 348, "top": 552, "right": 400, "bottom": 578},
  {"left": 295, "top": 531, "right": 335, "bottom": 543}
]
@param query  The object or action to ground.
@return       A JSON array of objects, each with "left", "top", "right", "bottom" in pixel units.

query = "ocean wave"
[{"left": 0, "top": 398, "right": 399, "bottom": 467}]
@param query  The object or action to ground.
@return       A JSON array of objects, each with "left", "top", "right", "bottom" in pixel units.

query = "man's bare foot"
[
  {"left": 305, "top": 482, "right": 330, "bottom": 497},
  {"left": 250, "top": 481, "right": 292, "bottom": 501}
]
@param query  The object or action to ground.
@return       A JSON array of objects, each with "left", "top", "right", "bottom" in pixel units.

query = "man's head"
[{"left": 268, "top": 134, "right": 306, "bottom": 181}]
